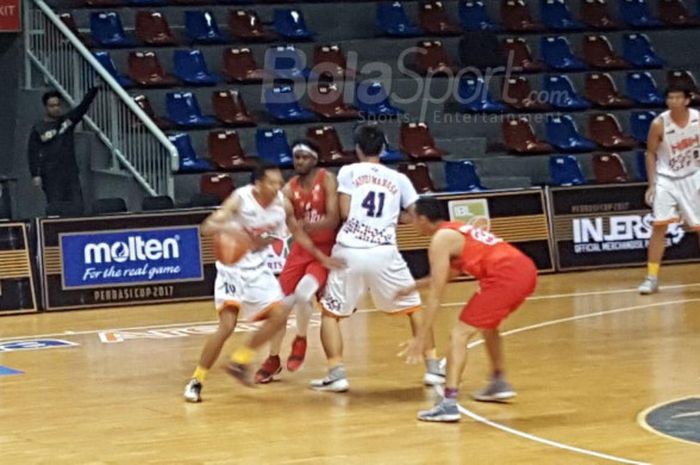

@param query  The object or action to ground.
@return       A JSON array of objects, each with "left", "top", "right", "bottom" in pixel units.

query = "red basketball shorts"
[{"left": 278, "top": 243, "right": 334, "bottom": 296}]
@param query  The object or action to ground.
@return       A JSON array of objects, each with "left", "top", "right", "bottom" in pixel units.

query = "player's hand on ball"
[
  {"left": 644, "top": 186, "right": 655, "bottom": 207},
  {"left": 398, "top": 338, "right": 424, "bottom": 365}
]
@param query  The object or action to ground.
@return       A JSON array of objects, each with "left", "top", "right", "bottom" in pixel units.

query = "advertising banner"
[{"left": 0, "top": 223, "right": 37, "bottom": 314}]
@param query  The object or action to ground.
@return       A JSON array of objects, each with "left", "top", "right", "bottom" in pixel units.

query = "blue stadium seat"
[
  {"left": 444, "top": 160, "right": 485, "bottom": 192},
  {"left": 256, "top": 128, "right": 294, "bottom": 168},
  {"left": 185, "top": 11, "right": 226, "bottom": 44},
  {"left": 546, "top": 115, "right": 597, "bottom": 152},
  {"left": 273, "top": 9, "right": 315, "bottom": 40},
  {"left": 630, "top": 110, "right": 657, "bottom": 144},
  {"left": 173, "top": 50, "right": 218, "bottom": 86},
  {"left": 541, "top": 0, "right": 585, "bottom": 31},
  {"left": 356, "top": 81, "right": 402, "bottom": 116},
  {"left": 459, "top": 1, "right": 501, "bottom": 31},
  {"left": 93, "top": 51, "right": 134, "bottom": 88},
  {"left": 619, "top": 0, "right": 662, "bottom": 28},
  {"left": 549, "top": 155, "right": 587, "bottom": 186},
  {"left": 169, "top": 133, "right": 214, "bottom": 173},
  {"left": 90, "top": 12, "right": 134, "bottom": 48},
  {"left": 458, "top": 76, "right": 506, "bottom": 113},
  {"left": 623, "top": 33, "right": 664, "bottom": 68},
  {"left": 377, "top": 2, "right": 423, "bottom": 37},
  {"left": 126, "top": 0, "right": 164, "bottom": 5},
  {"left": 543, "top": 75, "right": 591, "bottom": 111},
  {"left": 265, "top": 86, "right": 316, "bottom": 123},
  {"left": 265, "top": 45, "right": 312, "bottom": 80},
  {"left": 626, "top": 72, "right": 664, "bottom": 106},
  {"left": 166, "top": 92, "right": 217, "bottom": 128},
  {"left": 541, "top": 36, "right": 587, "bottom": 71},
  {"left": 635, "top": 150, "right": 647, "bottom": 180}
]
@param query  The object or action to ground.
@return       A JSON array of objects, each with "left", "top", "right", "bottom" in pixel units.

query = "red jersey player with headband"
[
  {"left": 255, "top": 139, "right": 343, "bottom": 383},
  {"left": 399, "top": 196, "right": 537, "bottom": 422}
]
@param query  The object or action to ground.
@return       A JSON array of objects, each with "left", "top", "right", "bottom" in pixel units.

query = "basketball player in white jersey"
[
  {"left": 639, "top": 85, "right": 700, "bottom": 294},
  {"left": 310, "top": 124, "right": 444, "bottom": 392},
  {"left": 185, "top": 164, "right": 328, "bottom": 401}
]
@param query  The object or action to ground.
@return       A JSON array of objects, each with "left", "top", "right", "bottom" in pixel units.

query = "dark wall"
[{"left": 0, "top": 34, "right": 22, "bottom": 218}]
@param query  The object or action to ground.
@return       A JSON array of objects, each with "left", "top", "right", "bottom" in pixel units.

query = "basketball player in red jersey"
[
  {"left": 255, "top": 140, "right": 342, "bottom": 383},
  {"left": 399, "top": 196, "right": 537, "bottom": 422}
]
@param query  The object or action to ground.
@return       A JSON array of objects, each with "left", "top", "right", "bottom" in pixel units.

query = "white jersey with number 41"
[{"left": 335, "top": 162, "right": 419, "bottom": 248}]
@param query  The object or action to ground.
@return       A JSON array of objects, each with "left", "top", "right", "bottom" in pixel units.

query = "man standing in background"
[{"left": 27, "top": 86, "right": 99, "bottom": 214}]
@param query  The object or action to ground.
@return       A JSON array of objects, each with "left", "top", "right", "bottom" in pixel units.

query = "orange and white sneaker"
[{"left": 286, "top": 336, "right": 307, "bottom": 372}]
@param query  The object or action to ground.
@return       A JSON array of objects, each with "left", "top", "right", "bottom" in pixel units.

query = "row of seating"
[
  {"left": 171, "top": 122, "right": 446, "bottom": 172},
  {"left": 77, "top": 0, "right": 700, "bottom": 39}
]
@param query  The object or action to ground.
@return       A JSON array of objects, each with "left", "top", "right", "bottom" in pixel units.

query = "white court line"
[
  {"left": 442, "top": 298, "right": 700, "bottom": 465},
  {"left": 0, "top": 283, "right": 698, "bottom": 343}
]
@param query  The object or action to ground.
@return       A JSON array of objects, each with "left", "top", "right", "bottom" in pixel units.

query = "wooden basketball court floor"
[{"left": 1, "top": 264, "right": 700, "bottom": 465}]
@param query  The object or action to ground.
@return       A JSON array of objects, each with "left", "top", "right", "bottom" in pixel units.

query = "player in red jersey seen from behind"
[
  {"left": 399, "top": 196, "right": 537, "bottom": 422},
  {"left": 255, "top": 140, "right": 342, "bottom": 383}
]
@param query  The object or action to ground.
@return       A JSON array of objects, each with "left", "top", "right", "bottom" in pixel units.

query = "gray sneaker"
[
  {"left": 310, "top": 376, "right": 350, "bottom": 392},
  {"left": 417, "top": 400, "right": 461, "bottom": 422},
  {"left": 472, "top": 378, "right": 516, "bottom": 402},
  {"left": 638, "top": 276, "right": 658, "bottom": 295},
  {"left": 184, "top": 379, "right": 202, "bottom": 403}
]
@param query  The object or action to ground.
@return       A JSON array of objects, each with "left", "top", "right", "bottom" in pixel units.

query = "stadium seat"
[
  {"left": 90, "top": 12, "right": 134, "bottom": 48},
  {"left": 380, "top": 135, "right": 405, "bottom": 163},
  {"left": 458, "top": 76, "right": 507, "bottom": 113},
  {"left": 580, "top": 0, "right": 620, "bottom": 30},
  {"left": 626, "top": 71, "right": 664, "bottom": 106},
  {"left": 273, "top": 9, "right": 315, "bottom": 40},
  {"left": 135, "top": 11, "right": 176, "bottom": 46},
  {"left": 229, "top": 9, "right": 276, "bottom": 42},
  {"left": 377, "top": 2, "right": 423, "bottom": 37},
  {"left": 306, "top": 126, "right": 358, "bottom": 166},
  {"left": 313, "top": 44, "right": 356, "bottom": 80},
  {"left": 502, "top": 37, "right": 545, "bottom": 73},
  {"left": 623, "top": 33, "right": 664, "bottom": 68},
  {"left": 208, "top": 130, "right": 256, "bottom": 170},
  {"left": 502, "top": 117, "right": 554, "bottom": 154},
  {"left": 127, "top": 0, "right": 165, "bottom": 6},
  {"left": 92, "top": 198, "right": 127, "bottom": 215},
  {"left": 142, "top": 195, "right": 174, "bottom": 211},
  {"left": 414, "top": 40, "right": 457, "bottom": 75},
  {"left": 189, "top": 192, "right": 221, "bottom": 208},
  {"left": 169, "top": 133, "right": 214, "bottom": 173},
  {"left": 356, "top": 81, "right": 402, "bottom": 117},
  {"left": 173, "top": 49, "right": 218, "bottom": 86},
  {"left": 212, "top": 89, "right": 256, "bottom": 127},
  {"left": 541, "top": 36, "right": 587, "bottom": 71},
  {"left": 444, "top": 160, "right": 485, "bottom": 192},
  {"left": 265, "top": 86, "right": 316, "bottom": 123},
  {"left": 658, "top": 0, "right": 700, "bottom": 26},
  {"left": 549, "top": 155, "right": 586, "bottom": 186},
  {"left": 94, "top": 51, "right": 134, "bottom": 88},
  {"left": 133, "top": 94, "right": 172, "bottom": 129},
  {"left": 585, "top": 72, "right": 634, "bottom": 108},
  {"left": 502, "top": 76, "right": 552, "bottom": 112},
  {"left": 59, "top": 13, "right": 85, "bottom": 43},
  {"left": 582, "top": 34, "right": 630, "bottom": 70},
  {"left": 256, "top": 128, "right": 294, "bottom": 168},
  {"left": 265, "top": 45, "right": 312, "bottom": 81},
  {"left": 543, "top": 75, "right": 591, "bottom": 111},
  {"left": 459, "top": 1, "right": 502, "bottom": 31},
  {"left": 398, "top": 162, "right": 437, "bottom": 193},
  {"left": 635, "top": 150, "right": 647, "bottom": 180},
  {"left": 593, "top": 152, "right": 629, "bottom": 183},
  {"left": 309, "top": 83, "right": 360, "bottom": 121},
  {"left": 200, "top": 174, "right": 235, "bottom": 202},
  {"left": 222, "top": 47, "right": 267, "bottom": 83},
  {"left": 619, "top": 0, "right": 662, "bottom": 27},
  {"left": 541, "top": 0, "right": 585, "bottom": 31},
  {"left": 588, "top": 113, "right": 637, "bottom": 150},
  {"left": 166, "top": 92, "right": 217, "bottom": 128},
  {"left": 667, "top": 69, "right": 700, "bottom": 105},
  {"left": 501, "top": 0, "right": 545, "bottom": 32},
  {"left": 630, "top": 110, "right": 657, "bottom": 144},
  {"left": 399, "top": 122, "right": 447, "bottom": 161},
  {"left": 185, "top": 11, "right": 226, "bottom": 44},
  {"left": 545, "top": 115, "right": 597, "bottom": 152},
  {"left": 420, "top": 0, "right": 462, "bottom": 35},
  {"left": 128, "top": 51, "right": 178, "bottom": 87}
]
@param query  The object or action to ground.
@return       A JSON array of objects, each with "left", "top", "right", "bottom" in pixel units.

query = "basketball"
[{"left": 213, "top": 226, "right": 253, "bottom": 265}]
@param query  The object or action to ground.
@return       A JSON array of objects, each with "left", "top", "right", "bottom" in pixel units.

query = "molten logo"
[{"left": 84, "top": 236, "right": 180, "bottom": 264}]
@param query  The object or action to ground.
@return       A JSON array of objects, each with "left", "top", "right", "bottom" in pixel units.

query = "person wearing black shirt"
[{"left": 27, "top": 87, "right": 99, "bottom": 213}]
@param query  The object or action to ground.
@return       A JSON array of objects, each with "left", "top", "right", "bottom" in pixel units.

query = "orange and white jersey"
[
  {"left": 335, "top": 162, "right": 419, "bottom": 248},
  {"left": 656, "top": 109, "right": 700, "bottom": 178},
  {"left": 227, "top": 184, "right": 287, "bottom": 268}
]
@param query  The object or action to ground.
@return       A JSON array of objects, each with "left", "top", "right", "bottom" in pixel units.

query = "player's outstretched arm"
[
  {"left": 201, "top": 193, "right": 241, "bottom": 236},
  {"left": 644, "top": 118, "right": 663, "bottom": 206}
]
